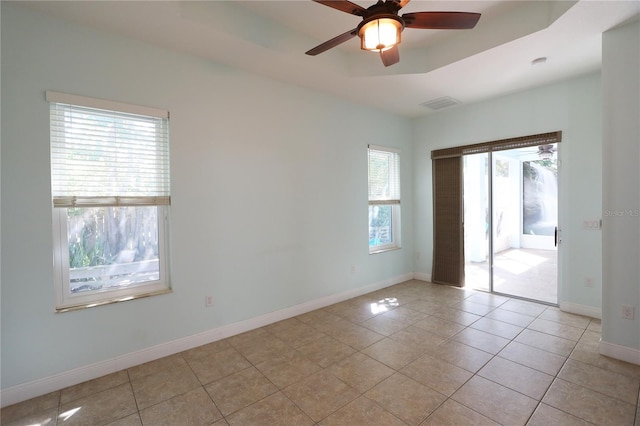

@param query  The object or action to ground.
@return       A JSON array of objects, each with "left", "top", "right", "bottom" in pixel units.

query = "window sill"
[
  {"left": 55, "top": 288, "right": 172, "bottom": 313},
  {"left": 369, "top": 246, "right": 401, "bottom": 255}
]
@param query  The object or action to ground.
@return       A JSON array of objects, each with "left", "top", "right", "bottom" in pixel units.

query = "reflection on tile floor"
[{"left": 2, "top": 280, "right": 639, "bottom": 426}]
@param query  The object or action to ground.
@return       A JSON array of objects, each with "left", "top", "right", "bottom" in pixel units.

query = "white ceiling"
[{"left": 21, "top": 0, "right": 640, "bottom": 117}]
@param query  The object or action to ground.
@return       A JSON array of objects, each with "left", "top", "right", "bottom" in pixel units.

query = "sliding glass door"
[
  {"left": 463, "top": 153, "right": 490, "bottom": 291},
  {"left": 463, "top": 145, "right": 558, "bottom": 304}
]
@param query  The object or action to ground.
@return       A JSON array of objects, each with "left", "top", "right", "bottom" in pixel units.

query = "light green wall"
[
  {"left": 3, "top": 0, "right": 637, "bottom": 399},
  {"left": 0, "top": 3, "right": 413, "bottom": 389},
  {"left": 412, "top": 73, "right": 603, "bottom": 312},
  {"left": 601, "top": 19, "right": 640, "bottom": 351}
]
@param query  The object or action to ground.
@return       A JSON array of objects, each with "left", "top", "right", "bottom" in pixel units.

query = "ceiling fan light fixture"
[
  {"left": 359, "top": 16, "right": 403, "bottom": 51},
  {"left": 306, "top": 1, "right": 481, "bottom": 67}
]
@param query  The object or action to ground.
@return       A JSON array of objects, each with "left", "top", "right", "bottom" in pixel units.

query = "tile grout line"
[
  {"left": 429, "top": 297, "right": 543, "bottom": 424},
  {"left": 3, "top": 282, "right": 636, "bottom": 426},
  {"left": 355, "top": 293, "right": 528, "bottom": 424},
  {"left": 352, "top": 291, "right": 600, "bottom": 425},
  {"left": 157, "top": 301, "right": 625, "bottom": 425},
  {"left": 130, "top": 297, "right": 596, "bottom": 425},
  {"left": 413, "top": 296, "right": 601, "bottom": 425},
  {"left": 476, "top": 302, "right": 608, "bottom": 425},
  {"left": 528, "top": 322, "right": 595, "bottom": 425}
]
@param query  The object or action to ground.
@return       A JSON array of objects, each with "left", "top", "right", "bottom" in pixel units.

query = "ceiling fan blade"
[
  {"left": 312, "top": 0, "right": 366, "bottom": 16},
  {"left": 402, "top": 11, "right": 481, "bottom": 29},
  {"left": 380, "top": 45, "right": 400, "bottom": 67},
  {"left": 305, "top": 28, "right": 358, "bottom": 56}
]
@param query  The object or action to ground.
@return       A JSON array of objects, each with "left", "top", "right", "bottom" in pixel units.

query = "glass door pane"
[
  {"left": 522, "top": 159, "right": 558, "bottom": 248},
  {"left": 492, "top": 145, "right": 558, "bottom": 303},
  {"left": 463, "top": 153, "right": 490, "bottom": 291}
]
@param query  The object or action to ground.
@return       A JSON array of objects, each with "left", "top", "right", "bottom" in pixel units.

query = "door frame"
[{"left": 432, "top": 131, "right": 563, "bottom": 304}]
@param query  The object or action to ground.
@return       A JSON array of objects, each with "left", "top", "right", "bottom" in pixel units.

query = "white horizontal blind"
[
  {"left": 368, "top": 146, "right": 400, "bottom": 205},
  {"left": 49, "top": 95, "right": 170, "bottom": 207}
]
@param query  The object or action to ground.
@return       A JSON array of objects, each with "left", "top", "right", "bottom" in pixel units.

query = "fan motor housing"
[{"left": 357, "top": 14, "right": 404, "bottom": 51}]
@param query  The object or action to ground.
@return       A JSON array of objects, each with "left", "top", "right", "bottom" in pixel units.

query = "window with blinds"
[
  {"left": 368, "top": 145, "right": 401, "bottom": 253},
  {"left": 47, "top": 91, "right": 172, "bottom": 311}
]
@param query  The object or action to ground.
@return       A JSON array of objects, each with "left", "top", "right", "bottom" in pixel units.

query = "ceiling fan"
[
  {"left": 537, "top": 144, "right": 557, "bottom": 159},
  {"left": 305, "top": 0, "right": 481, "bottom": 67},
  {"left": 515, "top": 144, "right": 558, "bottom": 160}
]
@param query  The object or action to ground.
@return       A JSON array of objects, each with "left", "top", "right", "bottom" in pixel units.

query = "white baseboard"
[
  {"left": 600, "top": 340, "right": 640, "bottom": 365},
  {"left": 413, "top": 272, "right": 432, "bottom": 282},
  {"left": 559, "top": 302, "right": 602, "bottom": 319},
  {"left": 0, "top": 273, "right": 412, "bottom": 408}
]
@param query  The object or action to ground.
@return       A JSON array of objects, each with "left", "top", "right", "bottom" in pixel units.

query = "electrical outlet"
[
  {"left": 350, "top": 264, "right": 357, "bottom": 274},
  {"left": 205, "top": 296, "right": 214, "bottom": 307},
  {"left": 585, "top": 277, "right": 594, "bottom": 287},
  {"left": 621, "top": 305, "right": 635, "bottom": 320},
  {"left": 583, "top": 220, "right": 601, "bottom": 230}
]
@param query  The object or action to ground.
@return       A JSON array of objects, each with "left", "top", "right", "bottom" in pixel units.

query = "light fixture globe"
[{"left": 358, "top": 15, "right": 403, "bottom": 51}]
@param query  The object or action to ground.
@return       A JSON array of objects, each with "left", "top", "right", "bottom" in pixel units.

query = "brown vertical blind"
[
  {"left": 432, "top": 156, "right": 464, "bottom": 287},
  {"left": 430, "top": 131, "right": 562, "bottom": 288}
]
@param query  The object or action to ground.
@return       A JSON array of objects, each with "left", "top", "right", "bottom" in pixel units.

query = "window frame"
[
  {"left": 47, "top": 91, "right": 172, "bottom": 312},
  {"left": 368, "top": 145, "right": 401, "bottom": 254},
  {"left": 52, "top": 206, "right": 171, "bottom": 311}
]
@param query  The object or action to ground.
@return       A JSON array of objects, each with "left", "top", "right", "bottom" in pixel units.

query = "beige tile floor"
[{"left": 2, "top": 280, "right": 640, "bottom": 426}]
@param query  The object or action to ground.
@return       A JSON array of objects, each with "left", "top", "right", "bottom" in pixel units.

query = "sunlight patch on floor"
[
  {"left": 370, "top": 297, "right": 399, "bottom": 314},
  {"left": 59, "top": 406, "right": 81, "bottom": 422},
  {"left": 464, "top": 248, "right": 556, "bottom": 303}
]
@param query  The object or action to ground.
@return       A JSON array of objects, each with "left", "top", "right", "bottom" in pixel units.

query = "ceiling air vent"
[{"left": 420, "top": 96, "right": 461, "bottom": 110}]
